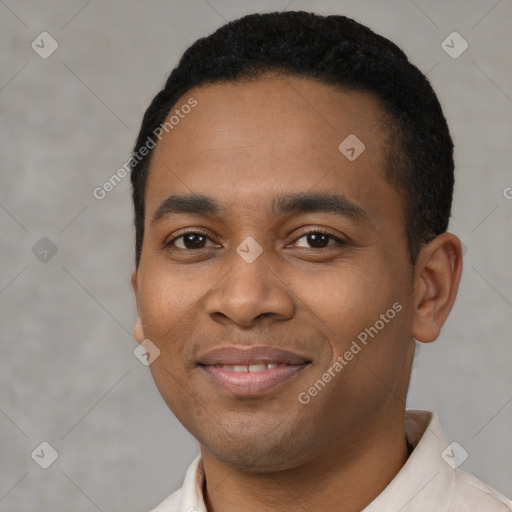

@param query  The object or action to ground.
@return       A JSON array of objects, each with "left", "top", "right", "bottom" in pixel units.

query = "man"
[{"left": 129, "top": 11, "right": 512, "bottom": 512}]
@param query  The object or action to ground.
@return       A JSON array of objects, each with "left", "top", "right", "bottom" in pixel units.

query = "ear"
[
  {"left": 131, "top": 269, "right": 145, "bottom": 345},
  {"left": 411, "top": 232, "right": 463, "bottom": 343}
]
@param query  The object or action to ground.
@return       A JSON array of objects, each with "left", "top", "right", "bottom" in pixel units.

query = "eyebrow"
[{"left": 151, "top": 192, "right": 367, "bottom": 225}]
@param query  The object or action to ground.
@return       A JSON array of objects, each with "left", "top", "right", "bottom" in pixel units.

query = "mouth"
[{"left": 197, "top": 346, "right": 311, "bottom": 396}]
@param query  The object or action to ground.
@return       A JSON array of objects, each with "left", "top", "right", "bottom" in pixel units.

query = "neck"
[{"left": 200, "top": 415, "right": 410, "bottom": 512}]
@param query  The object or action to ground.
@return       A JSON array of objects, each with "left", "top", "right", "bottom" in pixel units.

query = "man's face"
[{"left": 132, "top": 76, "right": 417, "bottom": 471}]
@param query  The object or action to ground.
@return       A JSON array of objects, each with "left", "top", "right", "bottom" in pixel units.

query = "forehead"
[{"left": 145, "top": 75, "right": 402, "bottom": 230}]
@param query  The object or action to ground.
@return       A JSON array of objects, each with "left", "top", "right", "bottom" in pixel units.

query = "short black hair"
[{"left": 130, "top": 10, "right": 454, "bottom": 268}]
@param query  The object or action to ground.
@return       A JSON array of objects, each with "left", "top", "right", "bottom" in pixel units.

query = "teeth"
[
  {"left": 248, "top": 363, "right": 266, "bottom": 373},
  {"left": 219, "top": 363, "right": 280, "bottom": 372},
  {"left": 218, "top": 365, "right": 249, "bottom": 372}
]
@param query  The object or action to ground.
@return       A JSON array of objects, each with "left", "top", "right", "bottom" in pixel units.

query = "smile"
[{"left": 197, "top": 346, "right": 311, "bottom": 396}]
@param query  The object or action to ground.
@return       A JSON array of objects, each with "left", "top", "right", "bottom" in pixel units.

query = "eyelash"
[{"left": 166, "top": 229, "right": 346, "bottom": 250}]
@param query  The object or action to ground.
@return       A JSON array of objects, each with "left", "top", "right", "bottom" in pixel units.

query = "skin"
[{"left": 131, "top": 74, "right": 463, "bottom": 512}]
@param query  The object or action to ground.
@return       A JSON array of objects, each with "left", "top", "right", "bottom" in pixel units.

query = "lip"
[{"left": 198, "top": 345, "right": 311, "bottom": 396}]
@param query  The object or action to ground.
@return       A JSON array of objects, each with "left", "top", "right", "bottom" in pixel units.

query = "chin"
[
  {"left": 197, "top": 420, "right": 312, "bottom": 473},
  {"left": 207, "top": 444, "right": 303, "bottom": 473}
]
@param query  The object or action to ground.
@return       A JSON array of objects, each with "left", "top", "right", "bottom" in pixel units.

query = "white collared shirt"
[{"left": 149, "top": 410, "right": 512, "bottom": 511}]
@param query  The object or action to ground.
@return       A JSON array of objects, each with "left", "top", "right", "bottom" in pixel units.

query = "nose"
[{"left": 205, "top": 245, "right": 295, "bottom": 328}]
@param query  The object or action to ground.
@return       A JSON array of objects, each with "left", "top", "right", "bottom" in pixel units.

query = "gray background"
[{"left": 1, "top": 0, "right": 511, "bottom": 510}]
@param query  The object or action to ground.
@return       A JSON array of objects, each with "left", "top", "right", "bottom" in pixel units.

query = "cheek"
[
  {"left": 139, "top": 271, "right": 198, "bottom": 411},
  {"left": 138, "top": 268, "right": 193, "bottom": 331},
  {"left": 290, "top": 257, "right": 401, "bottom": 347},
  {"left": 136, "top": 277, "right": 194, "bottom": 383}
]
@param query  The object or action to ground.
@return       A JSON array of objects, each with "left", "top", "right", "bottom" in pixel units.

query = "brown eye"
[
  {"left": 293, "top": 231, "right": 345, "bottom": 249},
  {"left": 169, "top": 232, "right": 217, "bottom": 250}
]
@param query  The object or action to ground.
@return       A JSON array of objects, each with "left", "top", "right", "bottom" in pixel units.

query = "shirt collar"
[
  {"left": 363, "top": 410, "right": 454, "bottom": 511},
  {"left": 178, "top": 455, "right": 207, "bottom": 512},
  {"left": 178, "top": 410, "right": 454, "bottom": 512}
]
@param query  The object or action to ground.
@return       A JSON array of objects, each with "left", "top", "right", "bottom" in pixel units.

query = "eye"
[
  {"left": 167, "top": 231, "right": 219, "bottom": 250},
  {"left": 166, "top": 229, "right": 346, "bottom": 251},
  {"left": 291, "top": 230, "right": 346, "bottom": 249}
]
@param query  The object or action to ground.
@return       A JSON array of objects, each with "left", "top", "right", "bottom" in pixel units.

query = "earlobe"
[
  {"left": 411, "top": 233, "right": 463, "bottom": 343},
  {"left": 134, "top": 316, "right": 145, "bottom": 344}
]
